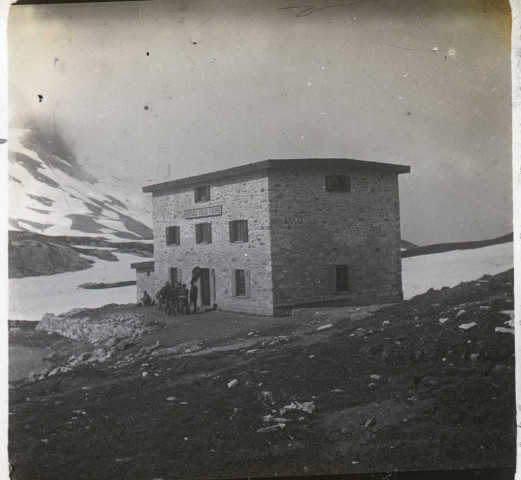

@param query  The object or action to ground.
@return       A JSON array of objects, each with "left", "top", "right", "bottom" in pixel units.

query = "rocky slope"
[{"left": 8, "top": 269, "right": 515, "bottom": 479}]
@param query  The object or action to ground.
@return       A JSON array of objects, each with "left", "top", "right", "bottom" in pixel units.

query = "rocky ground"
[{"left": 8, "top": 270, "right": 515, "bottom": 480}]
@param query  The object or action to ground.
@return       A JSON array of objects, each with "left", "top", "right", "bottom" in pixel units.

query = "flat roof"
[
  {"left": 130, "top": 260, "right": 155, "bottom": 270},
  {"left": 143, "top": 158, "right": 410, "bottom": 194}
]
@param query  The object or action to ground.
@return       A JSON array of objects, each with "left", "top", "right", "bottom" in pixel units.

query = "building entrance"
[
  {"left": 195, "top": 268, "right": 215, "bottom": 309},
  {"left": 200, "top": 269, "right": 211, "bottom": 306}
]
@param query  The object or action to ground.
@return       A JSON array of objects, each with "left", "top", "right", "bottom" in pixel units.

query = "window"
[
  {"left": 169, "top": 268, "right": 179, "bottom": 285},
  {"left": 236, "top": 270, "right": 246, "bottom": 296},
  {"left": 335, "top": 265, "right": 349, "bottom": 292},
  {"left": 329, "top": 264, "right": 353, "bottom": 293},
  {"left": 232, "top": 269, "right": 251, "bottom": 297},
  {"left": 166, "top": 226, "right": 180, "bottom": 245},
  {"left": 194, "top": 186, "right": 210, "bottom": 203},
  {"left": 195, "top": 223, "right": 212, "bottom": 244},
  {"left": 229, "top": 220, "right": 249, "bottom": 243},
  {"left": 325, "top": 175, "right": 350, "bottom": 192}
]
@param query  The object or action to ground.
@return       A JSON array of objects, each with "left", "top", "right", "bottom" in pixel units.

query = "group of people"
[{"left": 150, "top": 280, "right": 198, "bottom": 315}]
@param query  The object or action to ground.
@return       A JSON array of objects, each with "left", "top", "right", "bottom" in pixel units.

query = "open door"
[{"left": 196, "top": 268, "right": 216, "bottom": 309}]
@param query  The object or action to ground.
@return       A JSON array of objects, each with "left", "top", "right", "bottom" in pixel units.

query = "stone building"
[
  {"left": 130, "top": 260, "right": 155, "bottom": 302},
  {"left": 138, "top": 159, "right": 409, "bottom": 316}
]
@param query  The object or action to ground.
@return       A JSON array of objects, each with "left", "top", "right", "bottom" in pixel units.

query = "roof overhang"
[
  {"left": 143, "top": 158, "right": 410, "bottom": 194},
  {"left": 130, "top": 261, "right": 155, "bottom": 270}
]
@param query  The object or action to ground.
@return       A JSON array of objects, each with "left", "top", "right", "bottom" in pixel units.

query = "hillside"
[
  {"left": 8, "top": 126, "right": 152, "bottom": 241},
  {"left": 9, "top": 269, "right": 515, "bottom": 479}
]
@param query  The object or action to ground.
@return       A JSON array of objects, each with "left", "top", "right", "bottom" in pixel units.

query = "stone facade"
[
  {"left": 151, "top": 171, "right": 273, "bottom": 315},
  {"left": 142, "top": 159, "right": 409, "bottom": 316},
  {"left": 268, "top": 166, "right": 403, "bottom": 315}
]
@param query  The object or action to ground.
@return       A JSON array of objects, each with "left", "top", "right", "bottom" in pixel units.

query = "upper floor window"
[
  {"left": 195, "top": 223, "right": 212, "bottom": 244},
  {"left": 166, "top": 226, "right": 180, "bottom": 246},
  {"left": 194, "top": 186, "right": 210, "bottom": 203},
  {"left": 229, "top": 220, "right": 249, "bottom": 243},
  {"left": 325, "top": 175, "right": 350, "bottom": 193}
]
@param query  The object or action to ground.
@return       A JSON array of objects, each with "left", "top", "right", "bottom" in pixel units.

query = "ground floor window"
[
  {"left": 329, "top": 264, "right": 352, "bottom": 293},
  {"left": 232, "top": 269, "right": 251, "bottom": 297}
]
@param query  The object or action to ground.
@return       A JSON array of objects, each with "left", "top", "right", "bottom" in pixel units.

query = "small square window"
[
  {"left": 229, "top": 220, "right": 249, "bottom": 243},
  {"left": 195, "top": 223, "right": 212, "bottom": 244},
  {"left": 195, "top": 186, "right": 210, "bottom": 203},
  {"left": 325, "top": 175, "right": 350, "bottom": 192},
  {"left": 166, "top": 226, "right": 180, "bottom": 245}
]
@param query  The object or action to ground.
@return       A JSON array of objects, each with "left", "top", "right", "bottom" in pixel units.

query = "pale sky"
[{"left": 8, "top": 0, "right": 512, "bottom": 245}]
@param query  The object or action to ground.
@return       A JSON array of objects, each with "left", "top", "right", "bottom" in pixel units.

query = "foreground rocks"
[{"left": 36, "top": 305, "right": 155, "bottom": 343}]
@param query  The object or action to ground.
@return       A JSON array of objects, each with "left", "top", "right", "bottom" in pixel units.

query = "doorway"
[
  {"left": 200, "top": 269, "right": 210, "bottom": 306},
  {"left": 196, "top": 268, "right": 215, "bottom": 308}
]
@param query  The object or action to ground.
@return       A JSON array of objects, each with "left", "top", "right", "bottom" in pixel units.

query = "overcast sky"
[{"left": 8, "top": 0, "right": 512, "bottom": 245}]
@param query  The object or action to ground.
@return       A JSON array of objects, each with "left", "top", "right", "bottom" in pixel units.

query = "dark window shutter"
[
  {"left": 336, "top": 265, "right": 349, "bottom": 292},
  {"left": 229, "top": 221, "right": 235, "bottom": 242},
  {"left": 244, "top": 270, "right": 251, "bottom": 298},
  {"left": 195, "top": 225, "right": 200, "bottom": 244},
  {"left": 325, "top": 176, "right": 331, "bottom": 192},
  {"left": 207, "top": 224, "right": 212, "bottom": 244},
  {"left": 231, "top": 270, "right": 237, "bottom": 296},
  {"left": 328, "top": 265, "right": 337, "bottom": 293},
  {"left": 243, "top": 220, "right": 249, "bottom": 242}
]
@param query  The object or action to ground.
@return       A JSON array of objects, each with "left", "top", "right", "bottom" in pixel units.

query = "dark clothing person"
[
  {"left": 166, "top": 285, "right": 178, "bottom": 316},
  {"left": 158, "top": 282, "right": 170, "bottom": 311},
  {"left": 178, "top": 283, "right": 189, "bottom": 314},
  {"left": 141, "top": 291, "right": 152, "bottom": 307},
  {"left": 189, "top": 284, "right": 198, "bottom": 313}
]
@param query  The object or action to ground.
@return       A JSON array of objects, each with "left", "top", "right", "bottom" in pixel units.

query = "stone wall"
[
  {"left": 36, "top": 309, "right": 152, "bottom": 343},
  {"left": 268, "top": 166, "right": 403, "bottom": 314},
  {"left": 136, "top": 267, "right": 155, "bottom": 302},
  {"left": 151, "top": 171, "right": 273, "bottom": 315}
]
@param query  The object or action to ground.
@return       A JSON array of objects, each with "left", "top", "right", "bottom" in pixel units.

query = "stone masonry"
[
  {"left": 151, "top": 171, "right": 273, "bottom": 315},
  {"left": 142, "top": 159, "right": 409, "bottom": 316},
  {"left": 131, "top": 261, "right": 155, "bottom": 302},
  {"left": 268, "top": 166, "right": 403, "bottom": 315}
]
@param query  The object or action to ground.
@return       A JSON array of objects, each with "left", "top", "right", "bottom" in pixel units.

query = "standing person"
[
  {"left": 189, "top": 282, "right": 198, "bottom": 314},
  {"left": 164, "top": 284, "right": 173, "bottom": 315},
  {"left": 178, "top": 283, "right": 188, "bottom": 314},
  {"left": 176, "top": 282, "right": 183, "bottom": 314},
  {"left": 158, "top": 281, "right": 170, "bottom": 311},
  {"left": 169, "top": 282, "right": 178, "bottom": 316}
]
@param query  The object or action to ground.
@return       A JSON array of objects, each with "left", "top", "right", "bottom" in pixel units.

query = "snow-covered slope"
[
  {"left": 9, "top": 240, "right": 513, "bottom": 321},
  {"left": 8, "top": 127, "right": 152, "bottom": 241},
  {"left": 402, "top": 242, "right": 513, "bottom": 300},
  {"left": 9, "top": 251, "right": 144, "bottom": 321}
]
